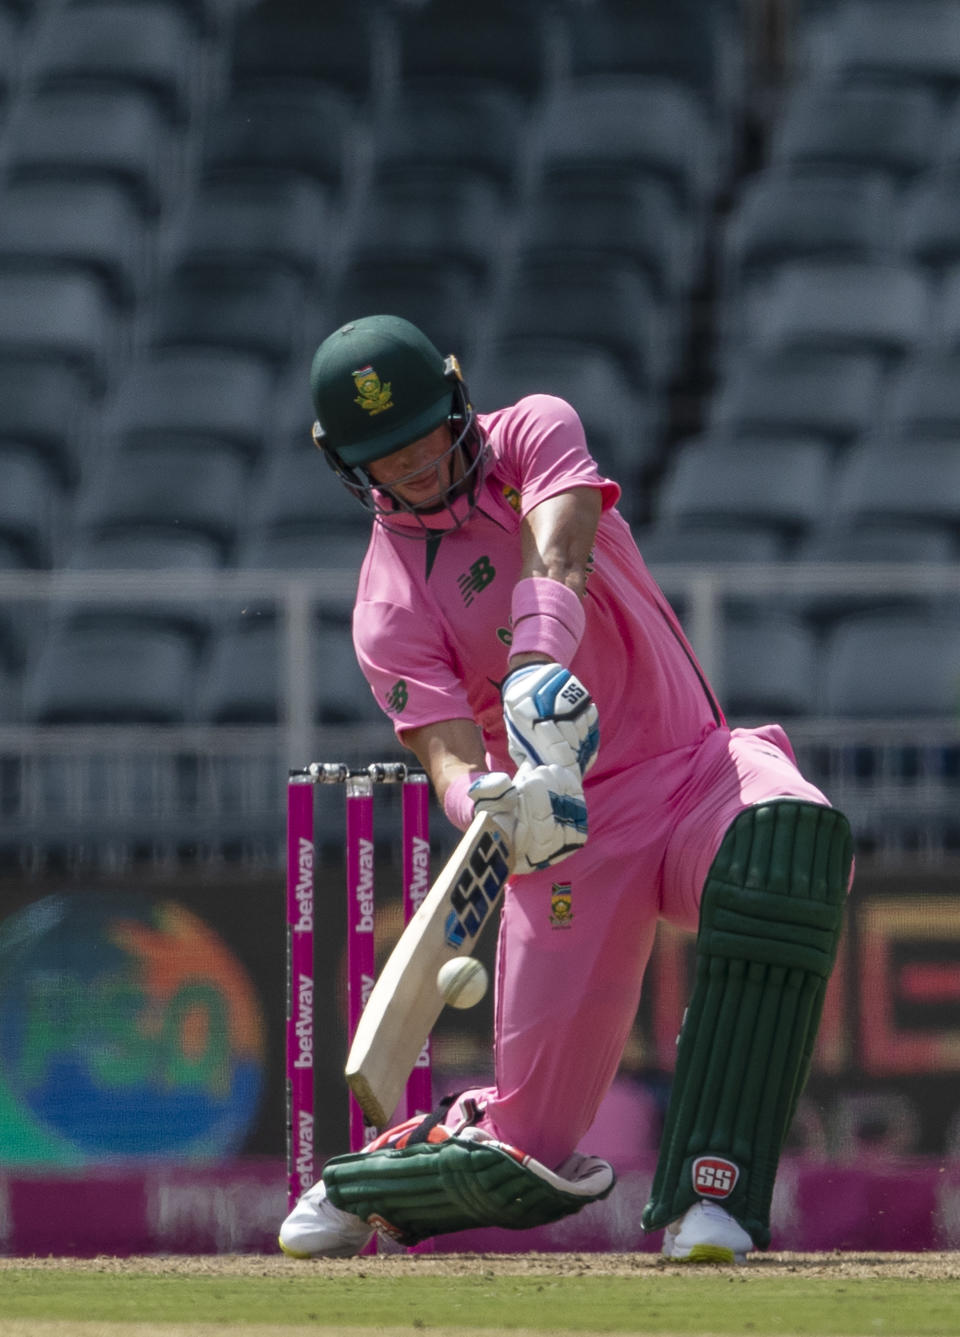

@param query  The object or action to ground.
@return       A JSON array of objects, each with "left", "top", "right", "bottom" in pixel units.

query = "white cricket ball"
[{"left": 437, "top": 957, "right": 489, "bottom": 1009}]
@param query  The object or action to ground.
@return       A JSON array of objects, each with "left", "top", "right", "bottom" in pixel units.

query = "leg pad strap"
[{"left": 642, "top": 801, "right": 852, "bottom": 1248}]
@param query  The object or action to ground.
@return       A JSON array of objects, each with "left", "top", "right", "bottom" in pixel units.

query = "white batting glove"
[
  {"left": 469, "top": 764, "right": 588, "bottom": 876},
  {"left": 502, "top": 662, "right": 600, "bottom": 778}
]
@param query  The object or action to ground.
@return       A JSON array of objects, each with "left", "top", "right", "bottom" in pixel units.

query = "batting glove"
[
  {"left": 469, "top": 763, "right": 588, "bottom": 876},
  {"left": 502, "top": 662, "right": 600, "bottom": 778}
]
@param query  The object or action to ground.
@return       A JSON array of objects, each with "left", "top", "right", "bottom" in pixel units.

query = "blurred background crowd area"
[{"left": 0, "top": 0, "right": 958, "bottom": 868}]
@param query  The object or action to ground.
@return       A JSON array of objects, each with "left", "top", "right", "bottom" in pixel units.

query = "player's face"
[{"left": 365, "top": 423, "right": 463, "bottom": 509}]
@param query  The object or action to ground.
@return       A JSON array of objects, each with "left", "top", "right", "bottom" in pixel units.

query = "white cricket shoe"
[
  {"left": 278, "top": 1179, "right": 374, "bottom": 1259},
  {"left": 662, "top": 1200, "right": 754, "bottom": 1264}
]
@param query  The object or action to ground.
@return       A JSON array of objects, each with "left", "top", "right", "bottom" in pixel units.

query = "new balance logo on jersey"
[
  {"left": 457, "top": 556, "right": 496, "bottom": 606},
  {"left": 386, "top": 679, "right": 408, "bottom": 713},
  {"left": 692, "top": 1156, "right": 739, "bottom": 1199}
]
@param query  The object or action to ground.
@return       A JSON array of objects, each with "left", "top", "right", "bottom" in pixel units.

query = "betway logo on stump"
[
  {"left": 354, "top": 837, "right": 374, "bottom": 932},
  {"left": 293, "top": 972, "right": 314, "bottom": 1070},
  {"left": 296, "top": 1109, "right": 315, "bottom": 1191},
  {"left": 293, "top": 836, "right": 313, "bottom": 933},
  {"left": 692, "top": 1155, "right": 739, "bottom": 1199}
]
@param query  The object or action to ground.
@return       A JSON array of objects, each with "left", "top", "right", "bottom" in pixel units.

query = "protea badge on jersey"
[
  {"left": 309, "top": 314, "right": 488, "bottom": 538},
  {"left": 641, "top": 800, "right": 853, "bottom": 1250}
]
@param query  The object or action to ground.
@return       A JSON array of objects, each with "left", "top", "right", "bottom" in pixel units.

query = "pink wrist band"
[
  {"left": 443, "top": 771, "right": 485, "bottom": 831},
  {"left": 510, "top": 576, "right": 585, "bottom": 665}
]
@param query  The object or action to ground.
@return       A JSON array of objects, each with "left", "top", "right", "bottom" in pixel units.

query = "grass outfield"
[{"left": 0, "top": 1254, "right": 958, "bottom": 1335}]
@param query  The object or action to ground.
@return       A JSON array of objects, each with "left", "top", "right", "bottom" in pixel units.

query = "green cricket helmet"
[{"left": 309, "top": 314, "right": 487, "bottom": 537}]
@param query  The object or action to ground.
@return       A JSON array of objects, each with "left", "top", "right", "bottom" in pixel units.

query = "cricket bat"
[{"left": 345, "top": 811, "right": 512, "bottom": 1129}]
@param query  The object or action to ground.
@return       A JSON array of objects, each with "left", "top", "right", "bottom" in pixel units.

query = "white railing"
[{"left": 1, "top": 563, "right": 958, "bottom": 864}]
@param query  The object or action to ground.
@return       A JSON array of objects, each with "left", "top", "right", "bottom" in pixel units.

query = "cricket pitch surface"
[{"left": 0, "top": 1251, "right": 957, "bottom": 1336}]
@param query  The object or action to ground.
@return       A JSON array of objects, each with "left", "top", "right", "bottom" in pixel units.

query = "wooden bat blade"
[{"left": 345, "top": 811, "right": 511, "bottom": 1129}]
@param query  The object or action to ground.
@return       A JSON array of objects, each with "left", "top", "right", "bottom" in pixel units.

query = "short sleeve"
[
  {"left": 493, "top": 395, "right": 621, "bottom": 517},
  {"left": 353, "top": 598, "right": 472, "bottom": 735}
]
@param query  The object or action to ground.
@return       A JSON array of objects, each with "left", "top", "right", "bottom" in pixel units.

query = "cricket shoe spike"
[{"left": 661, "top": 1201, "right": 755, "bottom": 1265}]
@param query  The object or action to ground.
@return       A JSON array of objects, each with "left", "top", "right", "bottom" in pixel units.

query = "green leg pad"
[
  {"left": 324, "top": 1137, "right": 615, "bottom": 1246},
  {"left": 642, "top": 801, "right": 852, "bottom": 1249}
]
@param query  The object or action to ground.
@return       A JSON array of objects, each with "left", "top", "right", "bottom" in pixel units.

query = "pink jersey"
[
  {"left": 347, "top": 396, "right": 834, "bottom": 1173},
  {"left": 353, "top": 394, "right": 724, "bottom": 791}
]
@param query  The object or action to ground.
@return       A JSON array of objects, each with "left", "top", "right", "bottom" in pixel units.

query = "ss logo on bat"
[{"left": 444, "top": 830, "right": 510, "bottom": 948}]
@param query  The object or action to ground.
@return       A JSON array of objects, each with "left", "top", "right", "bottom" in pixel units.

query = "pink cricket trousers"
[{"left": 444, "top": 722, "right": 832, "bottom": 1170}]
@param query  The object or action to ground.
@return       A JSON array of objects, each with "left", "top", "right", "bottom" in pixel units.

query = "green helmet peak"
[{"left": 310, "top": 315, "right": 454, "bottom": 467}]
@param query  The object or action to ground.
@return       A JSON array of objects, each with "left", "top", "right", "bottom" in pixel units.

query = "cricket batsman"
[{"left": 279, "top": 315, "right": 853, "bottom": 1262}]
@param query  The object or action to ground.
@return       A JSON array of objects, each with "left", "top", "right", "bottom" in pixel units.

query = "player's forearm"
[
  {"left": 400, "top": 718, "right": 488, "bottom": 812},
  {"left": 519, "top": 487, "right": 602, "bottom": 600},
  {"left": 508, "top": 489, "right": 601, "bottom": 672}
]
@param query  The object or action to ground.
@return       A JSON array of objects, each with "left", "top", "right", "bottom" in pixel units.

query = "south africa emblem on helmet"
[{"left": 352, "top": 365, "right": 393, "bottom": 416}]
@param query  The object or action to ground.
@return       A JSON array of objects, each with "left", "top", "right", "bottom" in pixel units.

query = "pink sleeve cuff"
[
  {"left": 443, "top": 771, "right": 485, "bottom": 831},
  {"left": 510, "top": 576, "right": 585, "bottom": 666}
]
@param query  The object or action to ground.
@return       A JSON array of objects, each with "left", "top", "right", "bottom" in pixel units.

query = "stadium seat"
[
  {"left": 535, "top": 75, "right": 719, "bottom": 211},
  {"left": 394, "top": 0, "right": 552, "bottom": 102},
  {"left": 8, "top": 88, "right": 173, "bottom": 216},
  {"left": 636, "top": 521, "right": 789, "bottom": 623},
  {"left": 0, "top": 656, "right": 20, "bottom": 724},
  {"left": 0, "top": 445, "right": 61, "bottom": 568},
  {"left": 935, "top": 264, "right": 960, "bottom": 349},
  {"left": 742, "top": 260, "right": 929, "bottom": 361},
  {"left": 348, "top": 169, "right": 508, "bottom": 284},
  {"left": 314, "top": 612, "right": 380, "bottom": 725},
  {"left": 168, "top": 177, "right": 329, "bottom": 283},
  {"left": 229, "top": 0, "right": 378, "bottom": 100},
  {"left": 201, "top": 87, "right": 354, "bottom": 192},
  {"left": 826, "top": 0, "right": 960, "bottom": 97},
  {"left": 64, "top": 0, "right": 220, "bottom": 38},
  {"left": 560, "top": 0, "right": 737, "bottom": 116},
  {"left": 152, "top": 264, "right": 303, "bottom": 370},
  {"left": 901, "top": 170, "right": 960, "bottom": 273},
  {"left": 794, "top": 524, "right": 957, "bottom": 625},
  {"left": 0, "top": 180, "right": 145, "bottom": 308},
  {"left": 371, "top": 85, "right": 526, "bottom": 192},
  {"left": 0, "top": 11, "right": 16, "bottom": 106},
  {"left": 0, "top": 271, "right": 115, "bottom": 391},
  {"left": 0, "top": 360, "right": 89, "bottom": 485},
  {"left": 723, "top": 170, "right": 895, "bottom": 296},
  {"left": 885, "top": 351, "right": 960, "bottom": 436},
  {"left": 494, "top": 256, "right": 672, "bottom": 389},
  {"left": 238, "top": 528, "right": 370, "bottom": 574},
  {"left": 709, "top": 348, "right": 883, "bottom": 446},
  {"left": 331, "top": 260, "right": 476, "bottom": 367},
  {"left": 0, "top": 532, "right": 31, "bottom": 681},
  {"left": 519, "top": 175, "right": 699, "bottom": 299},
  {"left": 470, "top": 341, "right": 662, "bottom": 482},
  {"left": 820, "top": 611, "right": 960, "bottom": 716},
  {"left": 198, "top": 612, "right": 378, "bottom": 726},
  {"left": 62, "top": 530, "right": 223, "bottom": 645},
  {"left": 24, "top": 622, "right": 198, "bottom": 723},
  {"left": 721, "top": 614, "right": 820, "bottom": 719},
  {"left": 76, "top": 440, "right": 251, "bottom": 557},
  {"left": 197, "top": 618, "right": 283, "bottom": 724},
  {"left": 656, "top": 437, "right": 834, "bottom": 543},
  {"left": 105, "top": 349, "right": 274, "bottom": 462},
  {"left": 637, "top": 522, "right": 786, "bottom": 568},
  {"left": 248, "top": 446, "right": 369, "bottom": 536},
  {"left": 30, "top": 0, "right": 198, "bottom": 123},
  {"left": 830, "top": 436, "right": 960, "bottom": 535},
  {"left": 770, "top": 82, "right": 941, "bottom": 182}
]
